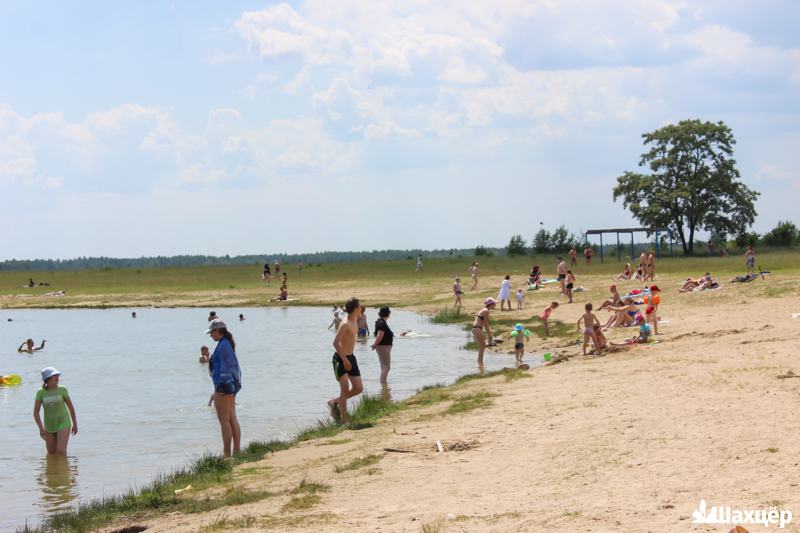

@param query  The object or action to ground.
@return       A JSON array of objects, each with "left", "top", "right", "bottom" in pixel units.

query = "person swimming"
[{"left": 18, "top": 339, "right": 46, "bottom": 353}]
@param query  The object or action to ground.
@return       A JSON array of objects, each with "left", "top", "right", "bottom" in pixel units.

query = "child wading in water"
[
  {"left": 328, "top": 298, "right": 364, "bottom": 424},
  {"left": 511, "top": 323, "right": 532, "bottom": 367},
  {"left": 576, "top": 303, "right": 602, "bottom": 356},
  {"left": 328, "top": 312, "right": 342, "bottom": 332},
  {"left": 539, "top": 301, "right": 559, "bottom": 336},
  {"left": 33, "top": 367, "right": 78, "bottom": 455},
  {"left": 516, "top": 288, "right": 525, "bottom": 310},
  {"left": 453, "top": 277, "right": 463, "bottom": 308}
]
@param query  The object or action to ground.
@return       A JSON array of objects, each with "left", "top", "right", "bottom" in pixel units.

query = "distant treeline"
[{"left": 0, "top": 248, "right": 505, "bottom": 272}]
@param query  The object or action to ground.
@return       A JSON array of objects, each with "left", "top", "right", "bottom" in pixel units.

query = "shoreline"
[{"left": 12, "top": 263, "right": 800, "bottom": 532}]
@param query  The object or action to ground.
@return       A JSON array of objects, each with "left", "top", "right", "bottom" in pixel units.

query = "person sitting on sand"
[
  {"left": 539, "top": 301, "right": 559, "bottom": 336},
  {"left": 529, "top": 265, "right": 541, "bottom": 287},
  {"left": 28, "top": 278, "right": 35, "bottom": 288},
  {"left": 592, "top": 324, "right": 608, "bottom": 352},
  {"left": 19, "top": 339, "right": 46, "bottom": 353},
  {"left": 599, "top": 285, "right": 623, "bottom": 311},
  {"left": 199, "top": 345, "right": 210, "bottom": 364},
  {"left": 635, "top": 315, "right": 652, "bottom": 343},
  {"left": 328, "top": 312, "right": 342, "bottom": 332},
  {"left": 576, "top": 303, "right": 601, "bottom": 356},
  {"left": 605, "top": 298, "right": 638, "bottom": 330},
  {"left": 271, "top": 285, "right": 288, "bottom": 301},
  {"left": 616, "top": 262, "right": 632, "bottom": 280},
  {"left": 328, "top": 298, "right": 364, "bottom": 425},
  {"left": 634, "top": 263, "right": 645, "bottom": 280}
]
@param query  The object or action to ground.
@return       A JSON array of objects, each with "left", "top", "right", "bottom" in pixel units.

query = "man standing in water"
[{"left": 328, "top": 298, "right": 364, "bottom": 424}]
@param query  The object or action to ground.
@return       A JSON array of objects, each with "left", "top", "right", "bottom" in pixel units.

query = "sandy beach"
[{"left": 78, "top": 269, "right": 800, "bottom": 533}]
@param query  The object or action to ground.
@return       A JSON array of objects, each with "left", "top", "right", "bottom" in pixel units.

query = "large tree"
[{"left": 613, "top": 119, "right": 759, "bottom": 254}]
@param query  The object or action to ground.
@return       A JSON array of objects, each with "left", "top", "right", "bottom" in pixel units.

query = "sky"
[{"left": 0, "top": 0, "right": 798, "bottom": 260}]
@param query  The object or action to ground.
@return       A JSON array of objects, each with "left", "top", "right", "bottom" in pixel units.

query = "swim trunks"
[
  {"left": 358, "top": 328, "right": 368, "bottom": 336},
  {"left": 514, "top": 342, "right": 524, "bottom": 350},
  {"left": 566, "top": 283, "right": 574, "bottom": 289},
  {"left": 215, "top": 379, "right": 241, "bottom": 395},
  {"left": 558, "top": 274, "right": 566, "bottom": 280},
  {"left": 332, "top": 353, "right": 361, "bottom": 380}
]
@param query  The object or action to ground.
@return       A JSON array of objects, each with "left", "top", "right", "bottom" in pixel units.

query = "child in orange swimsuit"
[{"left": 645, "top": 285, "right": 661, "bottom": 335}]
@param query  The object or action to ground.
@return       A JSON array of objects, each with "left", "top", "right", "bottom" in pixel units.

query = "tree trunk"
[
  {"left": 688, "top": 225, "right": 695, "bottom": 254},
  {"left": 675, "top": 223, "right": 689, "bottom": 254}
]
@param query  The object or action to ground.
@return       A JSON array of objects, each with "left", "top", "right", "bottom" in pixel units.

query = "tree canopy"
[{"left": 613, "top": 119, "right": 759, "bottom": 254}]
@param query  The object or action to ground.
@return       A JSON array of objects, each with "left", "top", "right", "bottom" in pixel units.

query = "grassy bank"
[
  {"left": 19, "top": 367, "right": 526, "bottom": 533},
  {"left": 2, "top": 250, "right": 798, "bottom": 310}
]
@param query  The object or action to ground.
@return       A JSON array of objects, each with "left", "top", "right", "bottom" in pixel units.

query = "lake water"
[{"left": 0, "top": 307, "right": 516, "bottom": 531}]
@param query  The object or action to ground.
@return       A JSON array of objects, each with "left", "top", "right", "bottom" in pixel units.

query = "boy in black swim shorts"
[{"left": 328, "top": 297, "right": 364, "bottom": 424}]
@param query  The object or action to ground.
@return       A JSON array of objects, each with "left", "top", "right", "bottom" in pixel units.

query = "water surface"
[{"left": 0, "top": 307, "right": 516, "bottom": 530}]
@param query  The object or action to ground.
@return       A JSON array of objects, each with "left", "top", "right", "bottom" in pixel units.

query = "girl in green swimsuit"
[{"left": 33, "top": 367, "right": 78, "bottom": 456}]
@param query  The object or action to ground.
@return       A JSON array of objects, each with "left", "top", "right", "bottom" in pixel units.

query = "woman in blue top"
[{"left": 205, "top": 319, "right": 242, "bottom": 457}]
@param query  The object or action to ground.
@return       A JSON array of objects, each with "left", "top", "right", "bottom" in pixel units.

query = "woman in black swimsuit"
[{"left": 472, "top": 298, "right": 496, "bottom": 367}]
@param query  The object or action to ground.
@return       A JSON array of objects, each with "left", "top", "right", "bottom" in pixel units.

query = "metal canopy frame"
[{"left": 584, "top": 227, "right": 674, "bottom": 262}]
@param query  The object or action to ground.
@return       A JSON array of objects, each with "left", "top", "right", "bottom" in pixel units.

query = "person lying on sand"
[
  {"left": 680, "top": 273, "right": 717, "bottom": 292},
  {"left": 18, "top": 339, "right": 46, "bottom": 353},
  {"left": 44, "top": 290, "right": 66, "bottom": 297}
]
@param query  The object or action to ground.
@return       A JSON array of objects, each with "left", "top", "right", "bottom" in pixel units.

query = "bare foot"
[{"left": 327, "top": 399, "right": 339, "bottom": 421}]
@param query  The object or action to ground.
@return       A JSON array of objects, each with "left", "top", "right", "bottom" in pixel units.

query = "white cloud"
[{"left": 208, "top": 51, "right": 241, "bottom": 65}]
